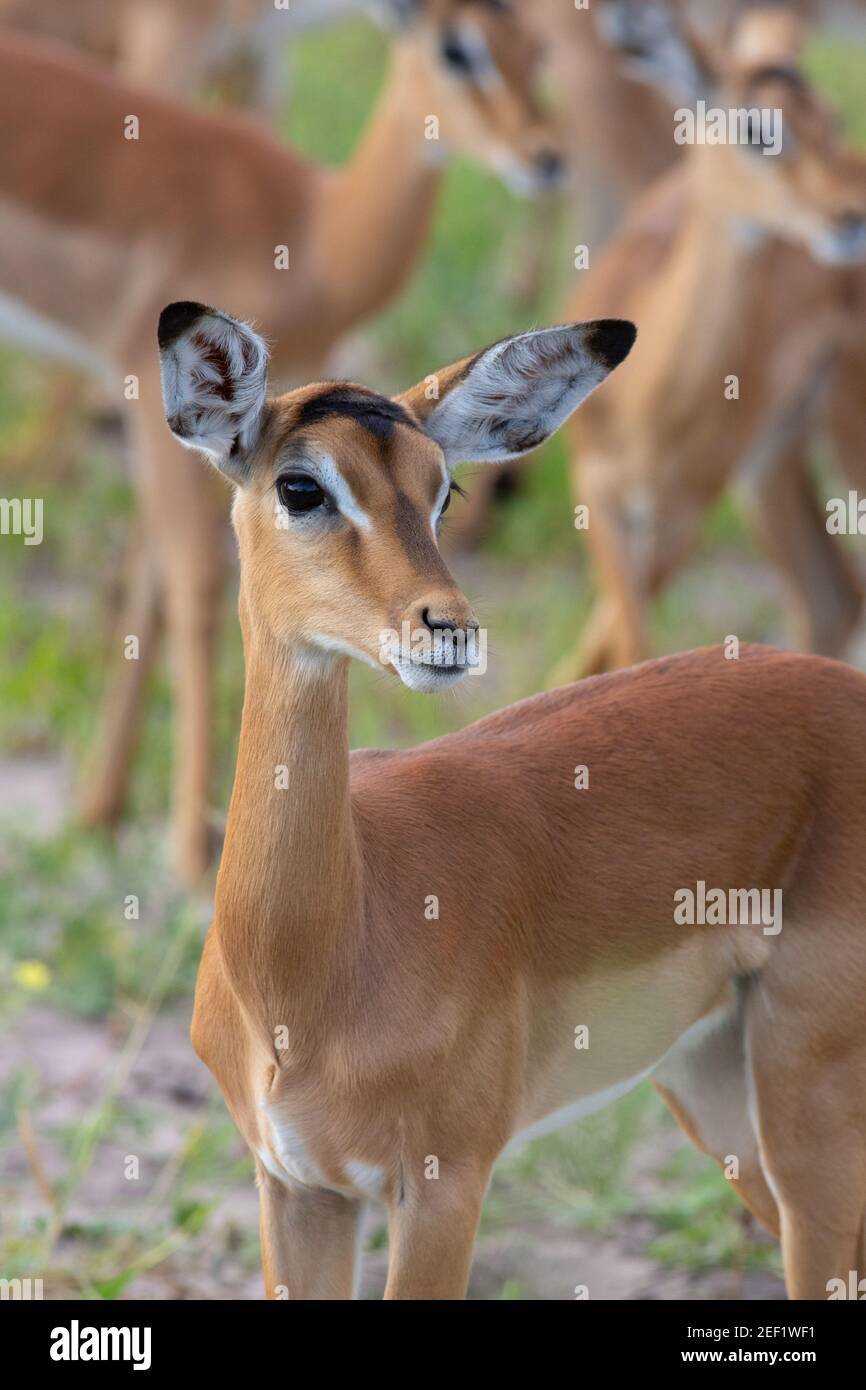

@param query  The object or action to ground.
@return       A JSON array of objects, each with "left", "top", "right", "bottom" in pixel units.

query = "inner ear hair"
[
  {"left": 157, "top": 301, "right": 270, "bottom": 478},
  {"left": 397, "top": 321, "right": 637, "bottom": 467}
]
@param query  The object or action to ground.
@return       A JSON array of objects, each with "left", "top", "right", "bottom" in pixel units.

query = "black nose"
[
  {"left": 838, "top": 210, "right": 866, "bottom": 237},
  {"left": 535, "top": 149, "right": 565, "bottom": 185},
  {"left": 421, "top": 609, "right": 478, "bottom": 634}
]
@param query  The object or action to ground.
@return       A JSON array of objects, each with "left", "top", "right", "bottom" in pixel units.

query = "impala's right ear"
[{"left": 157, "top": 302, "right": 269, "bottom": 481}]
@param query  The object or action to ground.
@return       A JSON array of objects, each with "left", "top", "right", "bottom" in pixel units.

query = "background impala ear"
[
  {"left": 595, "top": 0, "right": 716, "bottom": 102},
  {"left": 157, "top": 302, "right": 269, "bottom": 481},
  {"left": 396, "top": 320, "right": 636, "bottom": 467}
]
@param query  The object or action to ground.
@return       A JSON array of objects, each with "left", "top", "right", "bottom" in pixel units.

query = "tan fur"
[
  {"left": 187, "top": 334, "right": 866, "bottom": 1300},
  {"left": 0, "top": 3, "right": 561, "bottom": 883}
]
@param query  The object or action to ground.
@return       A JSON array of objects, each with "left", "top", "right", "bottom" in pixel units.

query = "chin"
[{"left": 393, "top": 659, "right": 471, "bottom": 693}]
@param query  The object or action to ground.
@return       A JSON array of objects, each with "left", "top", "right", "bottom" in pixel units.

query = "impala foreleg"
[
  {"left": 257, "top": 1168, "right": 363, "bottom": 1300},
  {"left": 383, "top": 1161, "right": 491, "bottom": 1300}
]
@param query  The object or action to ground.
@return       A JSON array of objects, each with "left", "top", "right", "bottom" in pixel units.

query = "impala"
[
  {"left": 0, "top": 0, "right": 353, "bottom": 106},
  {"left": 0, "top": 0, "right": 562, "bottom": 882},
  {"left": 557, "top": 0, "right": 866, "bottom": 679},
  {"left": 161, "top": 300, "right": 866, "bottom": 1301}
]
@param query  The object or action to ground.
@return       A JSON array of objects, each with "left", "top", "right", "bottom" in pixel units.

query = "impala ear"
[
  {"left": 595, "top": 0, "right": 715, "bottom": 102},
  {"left": 396, "top": 321, "right": 636, "bottom": 467},
  {"left": 157, "top": 302, "right": 269, "bottom": 481}
]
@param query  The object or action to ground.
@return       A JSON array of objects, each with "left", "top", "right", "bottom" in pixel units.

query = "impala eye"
[
  {"left": 441, "top": 31, "right": 474, "bottom": 75},
  {"left": 277, "top": 473, "right": 328, "bottom": 514},
  {"left": 438, "top": 480, "right": 465, "bottom": 523}
]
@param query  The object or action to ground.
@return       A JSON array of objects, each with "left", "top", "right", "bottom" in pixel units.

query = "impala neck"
[
  {"left": 214, "top": 593, "right": 361, "bottom": 1036},
  {"left": 312, "top": 42, "right": 444, "bottom": 330},
  {"left": 646, "top": 161, "right": 769, "bottom": 401}
]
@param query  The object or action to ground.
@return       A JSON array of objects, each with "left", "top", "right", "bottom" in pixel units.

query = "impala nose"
[
  {"left": 420, "top": 606, "right": 479, "bottom": 637},
  {"left": 535, "top": 148, "right": 565, "bottom": 187},
  {"left": 839, "top": 210, "right": 866, "bottom": 235}
]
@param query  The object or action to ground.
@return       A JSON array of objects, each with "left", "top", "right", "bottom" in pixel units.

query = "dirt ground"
[{"left": 1, "top": 998, "right": 787, "bottom": 1301}]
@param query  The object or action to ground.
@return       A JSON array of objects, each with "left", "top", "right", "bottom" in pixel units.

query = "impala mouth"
[
  {"left": 379, "top": 622, "right": 486, "bottom": 691},
  {"left": 392, "top": 653, "right": 471, "bottom": 693}
]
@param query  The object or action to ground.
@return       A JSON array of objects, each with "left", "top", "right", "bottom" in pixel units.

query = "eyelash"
[
  {"left": 275, "top": 477, "right": 465, "bottom": 523},
  {"left": 438, "top": 481, "right": 466, "bottom": 522}
]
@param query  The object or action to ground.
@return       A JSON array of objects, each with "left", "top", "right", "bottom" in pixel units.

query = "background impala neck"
[
  {"left": 311, "top": 42, "right": 444, "bottom": 331},
  {"left": 214, "top": 601, "right": 361, "bottom": 1033},
  {"left": 645, "top": 165, "right": 769, "bottom": 394}
]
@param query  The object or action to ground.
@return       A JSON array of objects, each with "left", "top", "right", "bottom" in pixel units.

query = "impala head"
[
  {"left": 598, "top": 0, "right": 866, "bottom": 264},
  {"left": 158, "top": 302, "right": 635, "bottom": 691},
  {"left": 369, "top": 0, "right": 564, "bottom": 195}
]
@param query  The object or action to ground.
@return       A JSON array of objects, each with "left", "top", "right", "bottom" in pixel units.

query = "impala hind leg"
[
  {"left": 384, "top": 1163, "right": 490, "bottom": 1299},
  {"left": 746, "top": 968, "right": 866, "bottom": 1299},
  {"left": 653, "top": 991, "right": 780, "bottom": 1237},
  {"left": 738, "top": 442, "right": 862, "bottom": 657},
  {"left": 257, "top": 1169, "right": 363, "bottom": 1300}
]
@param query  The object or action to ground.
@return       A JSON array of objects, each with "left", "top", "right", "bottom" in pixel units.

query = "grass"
[{"left": 0, "top": 12, "right": 856, "bottom": 1298}]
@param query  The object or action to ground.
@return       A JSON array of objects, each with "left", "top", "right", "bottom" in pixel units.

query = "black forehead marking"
[{"left": 291, "top": 386, "right": 421, "bottom": 442}]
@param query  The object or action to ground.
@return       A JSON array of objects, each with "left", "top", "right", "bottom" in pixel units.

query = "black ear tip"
[
  {"left": 158, "top": 301, "right": 211, "bottom": 350},
  {"left": 586, "top": 319, "right": 638, "bottom": 370}
]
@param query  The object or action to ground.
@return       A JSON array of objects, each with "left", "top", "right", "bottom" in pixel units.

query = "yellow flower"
[{"left": 14, "top": 960, "right": 50, "bottom": 992}]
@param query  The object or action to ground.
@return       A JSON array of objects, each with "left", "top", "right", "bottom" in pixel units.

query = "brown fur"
[{"left": 193, "top": 354, "right": 866, "bottom": 1299}]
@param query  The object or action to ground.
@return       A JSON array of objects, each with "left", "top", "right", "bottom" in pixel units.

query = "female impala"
[
  {"left": 0, "top": 0, "right": 562, "bottom": 883},
  {"left": 558, "top": 1, "right": 866, "bottom": 678},
  {"left": 161, "top": 300, "right": 866, "bottom": 1300}
]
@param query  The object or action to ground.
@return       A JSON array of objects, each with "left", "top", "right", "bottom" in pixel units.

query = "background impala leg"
[
  {"left": 80, "top": 518, "right": 161, "bottom": 827},
  {"left": 552, "top": 594, "right": 620, "bottom": 684},
  {"left": 257, "top": 1169, "right": 362, "bottom": 1300},
  {"left": 653, "top": 991, "right": 780, "bottom": 1238},
  {"left": 384, "top": 1165, "right": 489, "bottom": 1300},
  {"left": 136, "top": 381, "right": 226, "bottom": 885},
  {"left": 738, "top": 443, "right": 863, "bottom": 657},
  {"left": 553, "top": 485, "right": 650, "bottom": 684}
]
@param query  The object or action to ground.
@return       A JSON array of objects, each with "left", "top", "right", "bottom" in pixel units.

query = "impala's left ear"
[{"left": 396, "top": 320, "right": 636, "bottom": 467}]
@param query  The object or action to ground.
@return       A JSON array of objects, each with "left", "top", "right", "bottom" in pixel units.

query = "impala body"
[
  {"left": 0, "top": 0, "right": 563, "bottom": 882},
  {"left": 559, "top": 1, "right": 866, "bottom": 677},
  {"left": 158, "top": 299, "right": 866, "bottom": 1300}
]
